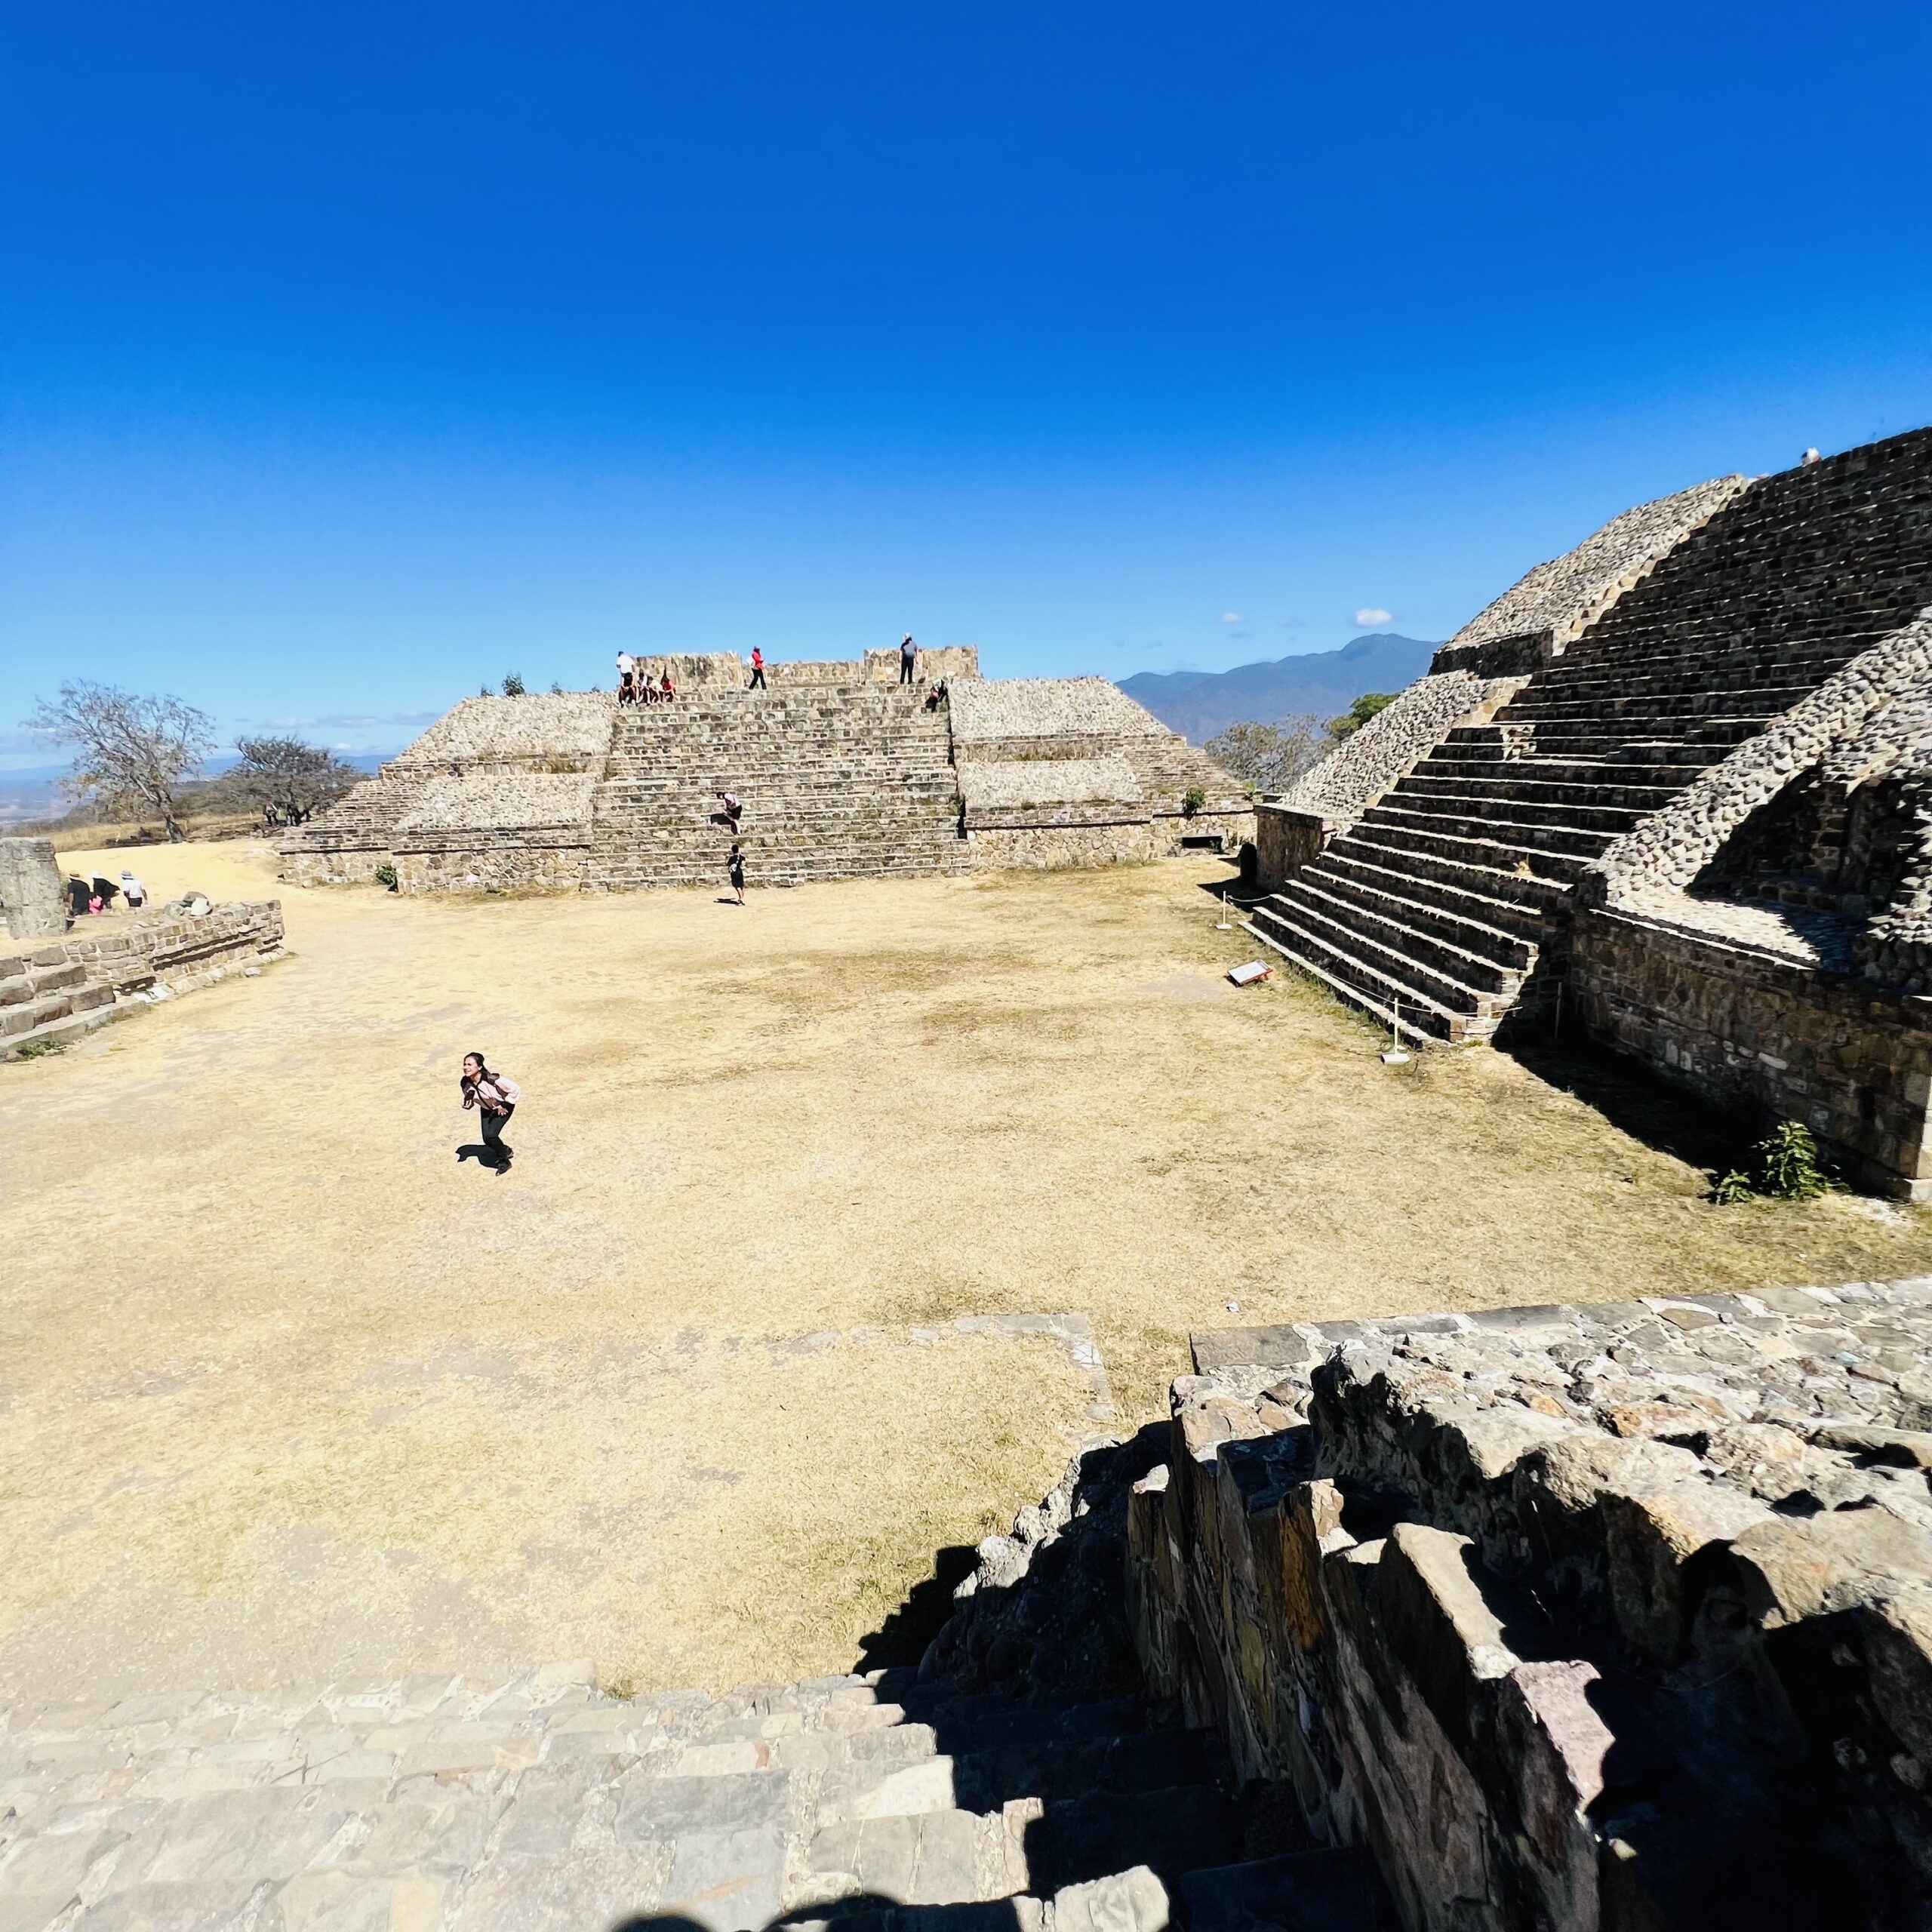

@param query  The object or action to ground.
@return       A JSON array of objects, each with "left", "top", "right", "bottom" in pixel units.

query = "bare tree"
[
  {"left": 1204, "top": 715, "right": 1327, "bottom": 795},
  {"left": 232, "top": 735, "right": 361, "bottom": 826},
  {"left": 23, "top": 681, "right": 215, "bottom": 841}
]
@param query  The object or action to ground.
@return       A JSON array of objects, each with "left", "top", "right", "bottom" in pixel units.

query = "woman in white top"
[{"left": 460, "top": 1051, "right": 521, "bottom": 1172}]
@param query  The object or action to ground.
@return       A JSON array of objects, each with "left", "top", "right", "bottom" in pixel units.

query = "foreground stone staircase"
[
  {"left": 0, "top": 1664, "right": 1379, "bottom": 1930},
  {"left": 588, "top": 687, "right": 968, "bottom": 891},
  {"left": 1247, "top": 428, "right": 1932, "bottom": 1041}
]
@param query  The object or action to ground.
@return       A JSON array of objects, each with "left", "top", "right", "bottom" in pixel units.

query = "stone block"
[{"left": 1376, "top": 1523, "right": 1518, "bottom": 1752}]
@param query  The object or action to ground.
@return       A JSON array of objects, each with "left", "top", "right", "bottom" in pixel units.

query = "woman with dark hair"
[{"left": 460, "top": 1051, "right": 521, "bottom": 1171}]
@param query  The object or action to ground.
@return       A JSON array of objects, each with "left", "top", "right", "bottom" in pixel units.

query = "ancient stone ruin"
[
  {"left": 0, "top": 898, "right": 287, "bottom": 1059},
  {"left": 280, "top": 651, "right": 1252, "bottom": 892},
  {"left": 1134, "top": 1282, "right": 1932, "bottom": 1929},
  {"left": 0, "top": 838, "right": 66, "bottom": 942},
  {"left": 1251, "top": 426, "right": 1932, "bottom": 1198}
]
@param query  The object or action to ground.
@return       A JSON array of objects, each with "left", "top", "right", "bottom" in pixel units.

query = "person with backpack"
[
  {"left": 728, "top": 844, "right": 746, "bottom": 905},
  {"left": 460, "top": 1051, "right": 521, "bottom": 1172},
  {"left": 748, "top": 648, "right": 767, "bottom": 691}
]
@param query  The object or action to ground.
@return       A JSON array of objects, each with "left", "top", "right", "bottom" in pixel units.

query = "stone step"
[
  {"left": 1356, "top": 801, "right": 1617, "bottom": 862},
  {"left": 1397, "top": 771, "right": 1683, "bottom": 814},
  {"left": 1246, "top": 900, "right": 1501, "bottom": 1040},
  {"left": 1315, "top": 841, "right": 1568, "bottom": 928},
  {"left": 1294, "top": 863, "right": 1541, "bottom": 971},
  {"left": 1253, "top": 888, "right": 1524, "bottom": 1008}
]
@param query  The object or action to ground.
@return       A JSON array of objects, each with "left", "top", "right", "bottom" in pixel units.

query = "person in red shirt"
[{"left": 749, "top": 647, "right": 767, "bottom": 691}]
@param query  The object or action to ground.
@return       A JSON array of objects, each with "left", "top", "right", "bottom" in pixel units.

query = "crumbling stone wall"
[
  {"left": 1133, "top": 1286, "right": 1932, "bottom": 1929},
  {"left": 0, "top": 836, "right": 65, "bottom": 940}
]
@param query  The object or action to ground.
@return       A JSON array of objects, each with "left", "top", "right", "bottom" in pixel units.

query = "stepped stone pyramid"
[
  {"left": 281, "top": 655, "right": 1252, "bottom": 894},
  {"left": 1250, "top": 427, "right": 1932, "bottom": 1196}
]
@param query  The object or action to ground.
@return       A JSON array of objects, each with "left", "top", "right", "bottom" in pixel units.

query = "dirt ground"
[{"left": 7, "top": 840, "right": 1931, "bottom": 1703}]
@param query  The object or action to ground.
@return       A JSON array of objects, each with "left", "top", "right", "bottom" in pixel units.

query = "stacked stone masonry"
[
  {"left": 0, "top": 900, "right": 287, "bottom": 1059},
  {"left": 1134, "top": 1281, "right": 1932, "bottom": 1930},
  {"left": 0, "top": 838, "right": 65, "bottom": 941},
  {"left": 0, "top": 1563, "right": 1381, "bottom": 1927},
  {"left": 1241, "top": 427, "right": 1932, "bottom": 1195},
  {"left": 283, "top": 663, "right": 1251, "bottom": 891}
]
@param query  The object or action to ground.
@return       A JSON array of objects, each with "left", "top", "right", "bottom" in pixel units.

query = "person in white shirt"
[
  {"left": 460, "top": 1052, "right": 521, "bottom": 1172},
  {"left": 119, "top": 869, "right": 147, "bottom": 910},
  {"left": 616, "top": 651, "right": 638, "bottom": 707}
]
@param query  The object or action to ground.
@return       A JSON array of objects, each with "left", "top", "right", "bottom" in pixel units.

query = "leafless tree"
[
  {"left": 232, "top": 736, "right": 361, "bottom": 826},
  {"left": 1204, "top": 715, "right": 1327, "bottom": 795},
  {"left": 23, "top": 681, "right": 215, "bottom": 841}
]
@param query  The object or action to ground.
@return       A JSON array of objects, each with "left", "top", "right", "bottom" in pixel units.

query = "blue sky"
[{"left": 3, "top": 2, "right": 1929, "bottom": 768}]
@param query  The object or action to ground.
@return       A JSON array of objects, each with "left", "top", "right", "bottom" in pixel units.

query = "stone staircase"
[
  {"left": 0, "top": 1665, "right": 1379, "bottom": 1930},
  {"left": 588, "top": 687, "right": 968, "bottom": 891},
  {"left": 1247, "top": 428, "right": 1932, "bottom": 1041}
]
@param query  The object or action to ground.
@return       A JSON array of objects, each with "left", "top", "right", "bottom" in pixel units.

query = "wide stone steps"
[
  {"left": 1293, "top": 863, "right": 1540, "bottom": 971},
  {"left": 0, "top": 1664, "right": 1380, "bottom": 1931},
  {"left": 1318, "top": 838, "right": 1572, "bottom": 925},
  {"left": 1243, "top": 900, "right": 1492, "bottom": 1044},
  {"left": 1247, "top": 893, "right": 1518, "bottom": 1032},
  {"left": 1398, "top": 771, "right": 1682, "bottom": 814},
  {"left": 1357, "top": 800, "right": 1621, "bottom": 860}
]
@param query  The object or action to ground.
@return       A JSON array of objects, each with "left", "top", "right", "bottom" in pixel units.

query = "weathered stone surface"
[{"left": 1139, "top": 1281, "right": 1932, "bottom": 1930}]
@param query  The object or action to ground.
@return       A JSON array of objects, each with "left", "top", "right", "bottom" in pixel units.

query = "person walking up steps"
[
  {"left": 716, "top": 789, "right": 743, "bottom": 832},
  {"left": 460, "top": 1051, "right": 520, "bottom": 1172},
  {"left": 748, "top": 647, "right": 767, "bottom": 690},
  {"left": 728, "top": 843, "right": 746, "bottom": 905},
  {"left": 899, "top": 632, "right": 917, "bottom": 685}
]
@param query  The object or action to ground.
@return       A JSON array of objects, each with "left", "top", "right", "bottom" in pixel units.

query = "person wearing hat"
[
  {"left": 120, "top": 869, "right": 147, "bottom": 911},
  {"left": 898, "top": 632, "right": 916, "bottom": 685}
]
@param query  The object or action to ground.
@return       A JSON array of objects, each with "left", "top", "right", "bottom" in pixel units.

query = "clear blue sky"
[{"left": 3, "top": 2, "right": 1928, "bottom": 766}]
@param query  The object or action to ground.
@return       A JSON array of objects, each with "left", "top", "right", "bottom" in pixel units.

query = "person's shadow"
[{"left": 456, "top": 1142, "right": 510, "bottom": 1174}]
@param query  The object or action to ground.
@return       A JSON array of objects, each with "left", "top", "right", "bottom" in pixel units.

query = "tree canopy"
[
  {"left": 23, "top": 680, "right": 214, "bottom": 841},
  {"left": 1204, "top": 715, "right": 1327, "bottom": 795}
]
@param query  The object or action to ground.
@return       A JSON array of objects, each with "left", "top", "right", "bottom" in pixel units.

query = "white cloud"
[
  {"left": 1219, "top": 611, "right": 1244, "bottom": 624},
  {"left": 1352, "top": 608, "right": 1393, "bottom": 628}
]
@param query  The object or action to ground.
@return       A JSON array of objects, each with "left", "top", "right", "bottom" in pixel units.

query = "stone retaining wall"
[
  {"left": 1134, "top": 1284, "right": 1932, "bottom": 1929},
  {"left": 1254, "top": 803, "right": 1337, "bottom": 891},
  {"left": 1, "top": 900, "right": 285, "bottom": 1057},
  {"left": 1571, "top": 903, "right": 1932, "bottom": 1197}
]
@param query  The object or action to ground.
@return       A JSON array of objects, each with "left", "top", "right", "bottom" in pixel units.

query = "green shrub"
[
  {"left": 1755, "top": 1119, "right": 1828, "bottom": 1199},
  {"left": 502, "top": 672, "right": 526, "bottom": 697},
  {"left": 374, "top": 861, "right": 398, "bottom": 892},
  {"left": 1711, "top": 1120, "right": 1829, "bottom": 1202},
  {"left": 1181, "top": 786, "right": 1207, "bottom": 818}
]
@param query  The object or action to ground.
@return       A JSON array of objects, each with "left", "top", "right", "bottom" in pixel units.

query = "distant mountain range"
[{"left": 1118, "top": 633, "right": 1438, "bottom": 743}]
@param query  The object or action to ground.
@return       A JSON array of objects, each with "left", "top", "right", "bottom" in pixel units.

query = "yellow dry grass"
[{"left": 5, "top": 837, "right": 1930, "bottom": 1702}]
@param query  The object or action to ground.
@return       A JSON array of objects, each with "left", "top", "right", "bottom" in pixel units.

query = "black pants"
[
  {"left": 899, "top": 656, "right": 914, "bottom": 685},
  {"left": 749, "top": 666, "right": 766, "bottom": 688},
  {"left": 481, "top": 1104, "right": 515, "bottom": 1165}
]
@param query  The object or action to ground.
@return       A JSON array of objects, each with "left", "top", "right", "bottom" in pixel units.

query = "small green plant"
[
  {"left": 501, "top": 672, "right": 526, "bottom": 697},
  {"left": 549, "top": 680, "right": 564, "bottom": 694},
  {"left": 373, "top": 861, "right": 398, "bottom": 892},
  {"left": 13, "top": 1036, "right": 69, "bottom": 1060},
  {"left": 1755, "top": 1119, "right": 1828, "bottom": 1199},
  {"left": 1182, "top": 786, "right": 1207, "bottom": 818},
  {"left": 1710, "top": 1120, "right": 1830, "bottom": 1203},
  {"left": 478, "top": 683, "right": 491, "bottom": 697}
]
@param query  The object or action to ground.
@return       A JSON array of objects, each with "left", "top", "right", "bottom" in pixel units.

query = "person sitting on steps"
[
  {"left": 924, "top": 677, "right": 949, "bottom": 712},
  {"left": 660, "top": 669, "right": 676, "bottom": 703},
  {"left": 617, "top": 666, "right": 636, "bottom": 707}
]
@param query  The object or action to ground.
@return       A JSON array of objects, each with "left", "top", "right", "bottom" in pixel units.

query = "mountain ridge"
[{"left": 1118, "top": 633, "right": 1437, "bottom": 743}]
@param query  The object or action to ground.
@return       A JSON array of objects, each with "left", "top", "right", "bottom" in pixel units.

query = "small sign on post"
[{"left": 1228, "top": 960, "right": 1272, "bottom": 986}]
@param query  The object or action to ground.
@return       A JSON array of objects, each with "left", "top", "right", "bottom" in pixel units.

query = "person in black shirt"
[{"left": 728, "top": 844, "right": 746, "bottom": 905}]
